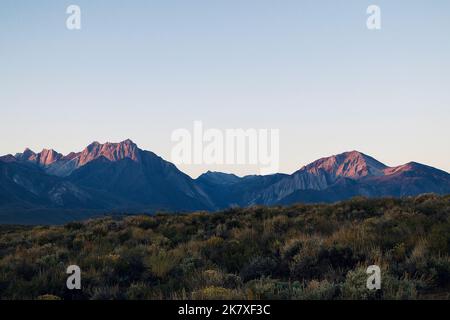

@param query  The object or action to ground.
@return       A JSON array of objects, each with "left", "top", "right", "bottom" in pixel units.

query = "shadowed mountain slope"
[{"left": 1, "top": 142, "right": 449, "bottom": 224}]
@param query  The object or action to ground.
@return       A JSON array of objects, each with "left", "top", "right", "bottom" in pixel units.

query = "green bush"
[
  {"left": 0, "top": 195, "right": 448, "bottom": 300},
  {"left": 240, "top": 256, "right": 278, "bottom": 282}
]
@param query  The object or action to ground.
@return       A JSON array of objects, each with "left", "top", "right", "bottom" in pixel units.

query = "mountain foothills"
[{"left": 0, "top": 139, "right": 449, "bottom": 224}]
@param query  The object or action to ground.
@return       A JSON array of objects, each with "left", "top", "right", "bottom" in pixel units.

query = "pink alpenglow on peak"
[
  {"left": 78, "top": 139, "right": 141, "bottom": 166},
  {"left": 13, "top": 139, "right": 142, "bottom": 177},
  {"left": 15, "top": 148, "right": 62, "bottom": 166},
  {"left": 302, "top": 151, "right": 387, "bottom": 180},
  {"left": 38, "top": 149, "right": 63, "bottom": 166},
  {"left": 1, "top": 142, "right": 450, "bottom": 224}
]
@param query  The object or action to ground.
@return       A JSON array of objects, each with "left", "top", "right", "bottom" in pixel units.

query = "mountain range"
[{"left": 0, "top": 139, "right": 449, "bottom": 224}]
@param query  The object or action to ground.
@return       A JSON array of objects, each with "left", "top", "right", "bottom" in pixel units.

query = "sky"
[{"left": 1, "top": 0, "right": 449, "bottom": 177}]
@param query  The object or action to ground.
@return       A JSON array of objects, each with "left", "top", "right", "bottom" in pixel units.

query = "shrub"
[
  {"left": 90, "top": 285, "right": 124, "bottom": 300},
  {"left": 36, "top": 294, "right": 62, "bottom": 300},
  {"left": 145, "top": 251, "right": 180, "bottom": 279},
  {"left": 296, "top": 280, "right": 339, "bottom": 300},
  {"left": 240, "top": 256, "right": 278, "bottom": 282},
  {"left": 341, "top": 267, "right": 381, "bottom": 300},
  {"left": 427, "top": 256, "right": 450, "bottom": 289},
  {"left": 428, "top": 223, "right": 450, "bottom": 254},
  {"left": 192, "top": 286, "right": 236, "bottom": 300},
  {"left": 126, "top": 282, "right": 152, "bottom": 300},
  {"left": 223, "top": 274, "right": 242, "bottom": 289},
  {"left": 0, "top": 195, "right": 448, "bottom": 300}
]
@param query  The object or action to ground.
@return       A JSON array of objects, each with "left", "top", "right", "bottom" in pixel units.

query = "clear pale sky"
[{"left": 1, "top": 0, "right": 449, "bottom": 177}]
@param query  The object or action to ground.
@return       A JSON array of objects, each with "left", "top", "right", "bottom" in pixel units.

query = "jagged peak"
[
  {"left": 62, "top": 152, "right": 80, "bottom": 161},
  {"left": 15, "top": 148, "right": 37, "bottom": 161},
  {"left": 38, "top": 148, "right": 63, "bottom": 166},
  {"left": 121, "top": 138, "right": 135, "bottom": 145},
  {"left": 40, "top": 148, "right": 61, "bottom": 156},
  {"left": 78, "top": 139, "right": 141, "bottom": 166},
  {"left": 22, "top": 148, "right": 36, "bottom": 157},
  {"left": 85, "top": 141, "right": 101, "bottom": 151},
  {"left": 23, "top": 147, "right": 35, "bottom": 154}
]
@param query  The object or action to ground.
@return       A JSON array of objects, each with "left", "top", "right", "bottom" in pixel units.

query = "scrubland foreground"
[{"left": 0, "top": 194, "right": 449, "bottom": 300}]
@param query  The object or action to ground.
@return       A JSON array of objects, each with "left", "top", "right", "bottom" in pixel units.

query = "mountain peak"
[
  {"left": 38, "top": 149, "right": 63, "bottom": 166},
  {"left": 78, "top": 139, "right": 141, "bottom": 166},
  {"left": 15, "top": 148, "right": 63, "bottom": 166},
  {"left": 197, "top": 171, "right": 241, "bottom": 185},
  {"left": 121, "top": 138, "right": 135, "bottom": 145},
  {"left": 88, "top": 141, "right": 100, "bottom": 146},
  {"left": 15, "top": 148, "right": 37, "bottom": 162},
  {"left": 343, "top": 150, "right": 365, "bottom": 157},
  {"left": 304, "top": 150, "right": 387, "bottom": 179},
  {"left": 23, "top": 147, "right": 36, "bottom": 157}
]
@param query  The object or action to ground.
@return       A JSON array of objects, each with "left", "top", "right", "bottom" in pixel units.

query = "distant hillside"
[{"left": 1, "top": 140, "right": 450, "bottom": 224}]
